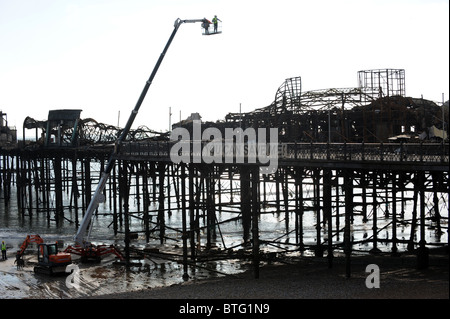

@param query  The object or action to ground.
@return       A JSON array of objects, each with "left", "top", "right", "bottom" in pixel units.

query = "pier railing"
[
  {"left": 119, "top": 141, "right": 449, "bottom": 165},
  {"left": 283, "top": 142, "right": 449, "bottom": 163}
]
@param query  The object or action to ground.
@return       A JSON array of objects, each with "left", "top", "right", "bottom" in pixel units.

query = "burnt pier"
[
  {"left": 1, "top": 139, "right": 448, "bottom": 278},
  {"left": 1, "top": 69, "right": 449, "bottom": 278}
]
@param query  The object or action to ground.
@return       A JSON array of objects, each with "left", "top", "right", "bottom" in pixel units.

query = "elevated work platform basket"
[{"left": 202, "top": 20, "right": 222, "bottom": 35}]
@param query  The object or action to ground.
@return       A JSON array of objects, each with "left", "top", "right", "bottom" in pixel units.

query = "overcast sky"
[{"left": 1, "top": 0, "right": 448, "bottom": 138}]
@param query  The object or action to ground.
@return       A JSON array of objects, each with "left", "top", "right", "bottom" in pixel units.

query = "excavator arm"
[{"left": 16, "top": 234, "right": 44, "bottom": 257}]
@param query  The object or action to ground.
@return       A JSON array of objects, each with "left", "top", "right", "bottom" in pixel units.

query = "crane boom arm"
[
  {"left": 73, "top": 18, "right": 208, "bottom": 247},
  {"left": 181, "top": 19, "right": 208, "bottom": 24}
]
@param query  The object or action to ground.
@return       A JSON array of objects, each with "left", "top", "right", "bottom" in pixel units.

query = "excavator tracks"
[
  {"left": 34, "top": 266, "right": 53, "bottom": 275},
  {"left": 33, "top": 265, "right": 67, "bottom": 276}
]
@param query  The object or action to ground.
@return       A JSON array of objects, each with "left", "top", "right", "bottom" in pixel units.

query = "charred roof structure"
[
  {"left": 23, "top": 110, "right": 169, "bottom": 147},
  {"left": 23, "top": 68, "right": 448, "bottom": 147},
  {"left": 219, "top": 69, "right": 447, "bottom": 143}
]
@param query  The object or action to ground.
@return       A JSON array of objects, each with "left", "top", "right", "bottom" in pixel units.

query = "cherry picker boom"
[{"left": 65, "top": 18, "right": 219, "bottom": 263}]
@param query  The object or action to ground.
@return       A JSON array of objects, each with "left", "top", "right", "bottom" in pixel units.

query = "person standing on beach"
[
  {"left": 212, "top": 15, "right": 221, "bottom": 33},
  {"left": 1, "top": 241, "right": 7, "bottom": 260}
]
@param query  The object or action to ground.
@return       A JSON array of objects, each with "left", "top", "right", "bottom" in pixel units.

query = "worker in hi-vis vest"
[
  {"left": 1, "top": 241, "right": 6, "bottom": 260},
  {"left": 212, "top": 15, "right": 221, "bottom": 33}
]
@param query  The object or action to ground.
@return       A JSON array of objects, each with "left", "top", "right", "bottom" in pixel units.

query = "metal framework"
[
  {"left": 221, "top": 69, "right": 444, "bottom": 143},
  {"left": 358, "top": 68, "right": 406, "bottom": 99},
  {"left": 23, "top": 116, "right": 168, "bottom": 146}
]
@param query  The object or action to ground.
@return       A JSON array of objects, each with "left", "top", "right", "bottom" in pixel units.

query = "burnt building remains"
[{"left": 175, "top": 69, "right": 448, "bottom": 144}]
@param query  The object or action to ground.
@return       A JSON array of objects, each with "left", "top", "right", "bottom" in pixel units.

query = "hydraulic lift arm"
[{"left": 73, "top": 18, "right": 209, "bottom": 247}]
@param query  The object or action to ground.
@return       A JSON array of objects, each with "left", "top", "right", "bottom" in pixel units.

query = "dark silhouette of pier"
[{"left": 1, "top": 69, "right": 448, "bottom": 278}]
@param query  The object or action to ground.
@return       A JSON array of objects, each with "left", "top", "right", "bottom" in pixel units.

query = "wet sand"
[
  {"left": 93, "top": 252, "right": 449, "bottom": 299},
  {"left": 1, "top": 246, "right": 447, "bottom": 300}
]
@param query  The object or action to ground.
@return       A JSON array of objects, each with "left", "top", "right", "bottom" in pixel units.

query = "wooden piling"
[
  {"left": 205, "top": 166, "right": 216, "bottom": 249},
  {"left": 142, "top": 162, "right": 150, "bottom": 242},
  {"left": 240, "top": 166, "right": 251, "bottom": 243},
  {"left": 344, "top": 169, "right": 352, "bottom": 278},
  {"left": 323, "top": 168, "right": 333, "bottom": 267},
  {"left": 120, "top": 161, "right": 131, "bottom": 265},
  {"left": 314, "top": 168, "right": 323, "bottom": 257},
  {"left": 54, "top": 155, "right": 63, "bottom": 221},
  {"left": 391, "top": 172, "right": 398, "bottom": 255},
  {"left": 181, "top": 163, "right": 189, "bottom": 279},
  {"left": 371, "top": 171, "right": 381, "bottom": 253},
  {"left": 188, "top": 164, "right": 196, "bottom": 262},
  {"left": 295, "top": 167, "right": 305, "bottom": 252},
  {"left": 251, "top": 167, "right": 260, "bottom": 279},
  {"left": 157, "top": 162, "right": 166, "bottom": 244},
  {"left": 417, "top": 171, "right": 429, "bottom": 269}
]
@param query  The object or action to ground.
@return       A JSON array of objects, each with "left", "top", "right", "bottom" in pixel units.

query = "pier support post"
[
  {"left": 84, "top": 157, "right": 91, "bottom": 213},
  {"left": 391, "top": 172, "right": 398, "bottom": 255},
  {"left": 251, "top": 167, "right": 260, "bottom": 279},
  {"left": 408, "top": 175, "right": 419, "bottom": 251},
  {"left": 54, "top": 155, "right": 63, "bottom": 221},
  {"left": 314, "top": 168, "right": 323, "bottom": 257},
  {"left": 188, "top": 164, "right": 196, "bottom": 262},
  {"left": 181, "top": 163, "right": 189, "bottom": 280},
  {"left": 71, "top": 155, "right": 79, "bottom": 228},
  {"left": 323, "top": 168, "right": 333, "bottom": 267},
  {"left": 370, "top": 171, "right": 381, "bottom": 254},
  {"left": 344, "top": 169, "right": 352, "bottom": 277},
  {"left": 298, "top": 168, "right": 305, "bottom": 252},
  {"left": 417, "top": 171, "right": 429, "bottom": 269},
  {"left": 241, "top": 166, "right": 251, "bottom": 244},
  {"left": 2, "top": 155, "right": 11, "bottom": 207},
  {"left": 142, "top": 162, "right": 150, "bottom": 242},
  {"left": 431, "top": 172, "right": 442, "bottom": 235},
  {"left": 120, "top": 162, "right": 131, "bottom": 266},
  {"left": 282, "top": 168, "right": 290, "bottom": 233},
  {"left": 205, "top": 166, "right": 216, "bottom": 250},
  {"left": 111, "top": 164, "right": 118, "bottom": 234},
  {"left": 158, "top": 162, "right": 166, "bottom": 244},
  {"left": 294, "top": 167, "right": 305, "bottom": 251},
  {"left": 362, "top": 170, "right": 368, "bottom": 223},
  {"left": 26, "top": 157, "right": 33, "bottom": 216}
]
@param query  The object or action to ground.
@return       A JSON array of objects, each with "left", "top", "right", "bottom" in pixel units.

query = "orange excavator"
[{"left": 16, "top": 235, "right": 72, "bottom": 275}]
